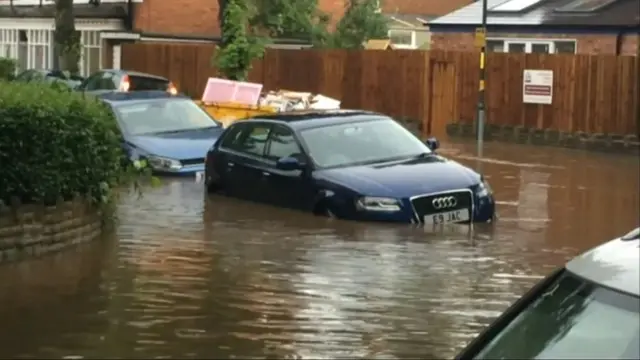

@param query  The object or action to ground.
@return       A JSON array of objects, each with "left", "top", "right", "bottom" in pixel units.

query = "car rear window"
[{"left": 128, "top": 76, "right": 170, "bottom": 91}]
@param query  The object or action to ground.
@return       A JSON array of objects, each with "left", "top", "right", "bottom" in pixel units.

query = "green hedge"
[
  {"left": 0, "top": 58, "right": 16, "bottom": 80},
  {"left": 0, "top": 80, "right": 125, "bottom": 205}
]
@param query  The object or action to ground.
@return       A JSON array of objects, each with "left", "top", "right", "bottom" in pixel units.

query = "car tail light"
[
  {"left": 119, "top": 75, "right": 131, "bottom": 92},
  {"left": 167, "top": 82, "right": 178, "bottom": 95}
]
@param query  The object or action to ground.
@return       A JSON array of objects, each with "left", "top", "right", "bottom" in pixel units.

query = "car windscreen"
[
  {"left": 128, "top": 76, "right": 170, "bottom": 91},
  {"left": 113, "top": 99, "right": 219, "bottom": 135},
  {"left": 298, "top": 118, "right": 430, "bottom": 168},
  {"left": 474, "top": 270, "right": 640, "bottom": 359}
]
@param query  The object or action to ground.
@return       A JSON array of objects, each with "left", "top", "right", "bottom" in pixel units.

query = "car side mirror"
[
  {"left": 276, "top": 156, "right": 304, "bottom": 171},
  {"left": 425, "top": 137, "right": 439, "bottom": 151}
]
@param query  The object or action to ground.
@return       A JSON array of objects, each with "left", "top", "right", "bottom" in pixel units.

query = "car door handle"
[
  {"left": 262, "top": 171, "right": 270, "bottom": 177},
  {"left": 227, "top": 162, "right": 234, "bottom": 167}
]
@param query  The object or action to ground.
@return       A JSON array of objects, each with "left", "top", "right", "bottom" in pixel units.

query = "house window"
[
  {"left": 507, "top": 42, "right": 526, "bottom": 53},
  {"left": 554, "top": 40, "right": 576, "bottom": 53},
  {"left": 487, "top": 38, "right": 577, "bottom": 54},
  {"left": 487, "top": 39, "right": 505, "bottom": 52},
  {"left": 388, "top": 30, "right": 416, "bottom": 48},
  {"left": 0, "top": 29, "right": 18, "bottom": 60},
  {"left": 80, "top": 30, "right": 101, "bottom": 77},
  {"left": 26, "top": 29, "right": 52, "bottom": 70}
]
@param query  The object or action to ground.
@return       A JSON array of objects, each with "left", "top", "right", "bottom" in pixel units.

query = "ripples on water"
[{"left": 0, "top": 141, "right": 637, "bottom": 359}]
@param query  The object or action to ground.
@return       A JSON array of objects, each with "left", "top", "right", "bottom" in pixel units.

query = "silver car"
[{"left": 456, "top": 227, "right": 640, "bottom": 359}]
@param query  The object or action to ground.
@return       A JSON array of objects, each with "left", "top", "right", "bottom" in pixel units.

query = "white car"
[{"left": 456, "top": 227, "right": 640, "bottom": 359}]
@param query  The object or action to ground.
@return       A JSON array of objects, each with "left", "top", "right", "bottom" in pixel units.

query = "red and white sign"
[{"left": 523, "top": 69, "right": 553, "bottom": 105}]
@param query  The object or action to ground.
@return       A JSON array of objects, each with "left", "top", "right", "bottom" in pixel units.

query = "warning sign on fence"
[{"left": 523, "top": 69, "right": 553, "bottom": 105}]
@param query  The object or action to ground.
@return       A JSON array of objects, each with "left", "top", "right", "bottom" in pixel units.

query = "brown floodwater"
[{"left": 0, "top": 140, "right": 637, "bottom": 359}]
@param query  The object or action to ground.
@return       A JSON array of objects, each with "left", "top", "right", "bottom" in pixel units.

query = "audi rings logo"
[{"left": 432, "top": 196, "right": 457, "bottom": 209}]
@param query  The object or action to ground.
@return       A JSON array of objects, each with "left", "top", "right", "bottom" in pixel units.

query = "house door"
[{"left": 429, "top": 60, "right": 458, "bottom": 138}]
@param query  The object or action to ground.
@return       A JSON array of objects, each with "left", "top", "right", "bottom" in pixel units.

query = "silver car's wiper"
[
  {"left": 411, "top": 152, "right": 433, "bottom": 159},
  {"left": 151, "top": 126, "right": 218, "bottom": 135}
]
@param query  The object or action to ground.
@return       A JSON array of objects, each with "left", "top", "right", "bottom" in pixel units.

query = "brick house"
[
  {"left": 0, "top": 0, "right": 477, "bottom": 77},
  {"left": 382, "top": 0, "right": 475, "bottom": 49},
  {"left": 0, "top": 0, "right": 229, "bottom": 76},
  {"left": 429, "top": 0, "right": 640, "bottom": 56}
]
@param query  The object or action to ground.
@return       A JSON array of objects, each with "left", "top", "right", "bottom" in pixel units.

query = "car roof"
[
  {"left": 97, "top": 91, "right": 190, "bottom": 103},
  {"left": 100, "top": 69, "right": 169, "bottom": 81},
  {"left": 245, "top": 109, "right": 389, "bottom": 130},
  {"left": 566, "top": 227, "right": 640, "bottom": 297}
]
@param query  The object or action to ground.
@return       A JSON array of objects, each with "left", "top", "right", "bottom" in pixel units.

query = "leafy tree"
[
  {"left": 214, "top": 0, "right": 267, "bottom": 81},
  {"left": 249, "top": 0, "right": 330, "bottom": 45},
  {"left": 54, "top": 0, "right": 81, "bottom": 75},
  {"left": 331, "top": 0, "right": 389, "bottom": 49}
]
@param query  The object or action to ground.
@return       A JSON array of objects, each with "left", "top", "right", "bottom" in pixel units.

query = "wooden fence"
[{"left": 121, "top": 43, "right": 639, "bottom": 137}]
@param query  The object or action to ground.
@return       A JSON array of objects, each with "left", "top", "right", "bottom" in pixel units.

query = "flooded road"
[{"left": 0, "top": 141, "right": 638, "bottom": 359}]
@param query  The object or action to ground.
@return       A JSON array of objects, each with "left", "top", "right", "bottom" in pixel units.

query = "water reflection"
[{"left": 0, "top": 140, "right": 636, "bottom": 359}]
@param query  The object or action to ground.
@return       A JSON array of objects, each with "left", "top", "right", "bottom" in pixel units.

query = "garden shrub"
[
  {"left": 0, "top": 80, "right": 126, "bottom": 205},
  {"left": 0, "top": 58, "right": 16, "bottom": 80}
]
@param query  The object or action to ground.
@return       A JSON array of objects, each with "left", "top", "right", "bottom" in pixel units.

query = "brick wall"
[
  {"left": 133, "top": 0, "right": 221, "bottom": 36},
  {"left": 431, "top": 31, "right": 640, "bottom": 55},
  {"left": 0, "top": 197, "right": 102, "bottom": 263},
  {"left": 319, "top": 0, "right": 348, "bottom": 28}
]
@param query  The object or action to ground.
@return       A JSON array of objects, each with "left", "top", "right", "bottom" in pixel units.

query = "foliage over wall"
[
  {"left": 215, "top": 0, "right": 389, "bottom": 80},
  {"left": 215, "top": 0, "right": 268, "bottom": 80}
]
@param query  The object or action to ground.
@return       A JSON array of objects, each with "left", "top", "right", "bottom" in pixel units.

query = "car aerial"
[
  {"left": 456, "top": 227, "right": 640, "bottom": 359},
  {"left": 14, "top": 69, "right": 85, "bottom": 89},
  {"left": 204, "top": 110, "right": 496, "bottom": 225},
  {"left": 98, "top": 91, "right": 223, "bottom": 175},
  {"left": 76, "top": 69, "right": 177, "bottom": 96}
]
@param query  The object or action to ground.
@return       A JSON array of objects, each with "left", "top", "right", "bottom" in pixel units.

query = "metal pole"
[{"left": 476, "top": 0, "right": 488, "bottom": 163}]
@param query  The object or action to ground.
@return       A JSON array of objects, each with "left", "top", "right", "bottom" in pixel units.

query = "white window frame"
[
  {"left": 25, "top": 29, "right": 53, "bottom": 69},
  {"left": 388, "top": 29, "right": 416, "bottom": 49},
  {"left": 79, "top": 30, "right": 102, "bottom": 77},
  {"left": 0, "top": 18, "right": 122, "bottom": 75},
  {"left": 0, "top": 29, "right": 18, "bottom": 60},
  {"left": 487, "top": 38, "right": 577, "bottom": 54}
]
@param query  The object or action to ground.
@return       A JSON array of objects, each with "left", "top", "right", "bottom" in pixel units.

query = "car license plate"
[
  {"left": 424, "top": 209, "right": 470, "bottom": 226},
  {"left": 194, "top": 171, "right": 204, "bottom": 183}
]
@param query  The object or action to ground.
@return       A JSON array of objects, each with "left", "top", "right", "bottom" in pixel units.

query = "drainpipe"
[
  {"left": 219, "top": 0, "right": 227, "bottom": 46},
  {"left": 615, "top": 30, "right": 623, "bottom": 55},
  {"left": 126, "top": 0, "right": 135, "bottom": 31},
  {"left": 636, "top": 32, "right": 640, "bottom": 136}
]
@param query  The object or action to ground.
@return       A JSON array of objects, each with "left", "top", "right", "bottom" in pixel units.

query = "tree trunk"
[{"left": 54, "top": 0, "right": 80, "bottom": 75}]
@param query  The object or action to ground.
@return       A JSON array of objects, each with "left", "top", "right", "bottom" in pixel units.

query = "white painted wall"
[{"left": 112, "top": 44, "right": 120, "bottom": 69}]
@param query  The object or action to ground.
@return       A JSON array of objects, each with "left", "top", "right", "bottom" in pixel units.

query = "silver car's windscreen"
[{"left": 475, "top": 270, "right": 640, "bottom": 359}]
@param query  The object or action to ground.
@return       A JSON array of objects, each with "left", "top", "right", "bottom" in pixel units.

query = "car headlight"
[
  {"left": 147, "top": 155, "right": 182, "bottom": 171},
  {"left": 355, "top": 196, "right": 401, "bottom": 212},
  {"left": 475, "top": 179, "right": 493, "bottom": 197}
]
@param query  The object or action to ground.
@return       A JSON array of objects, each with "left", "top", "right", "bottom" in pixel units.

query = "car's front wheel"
[
  {"left": 205, "top": 173, "right": 221, "bottom": 194},
  {"left": 313, "top": 202, "right": 337, "bottom": 219}
]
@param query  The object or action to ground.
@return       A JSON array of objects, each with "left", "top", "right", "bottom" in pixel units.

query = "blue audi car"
[
  {"left": 99, "top": 91, "right": 223, "bottom": 175},
  {"left": 204, "top": 110, "right": 495, "bottom": 225}
]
